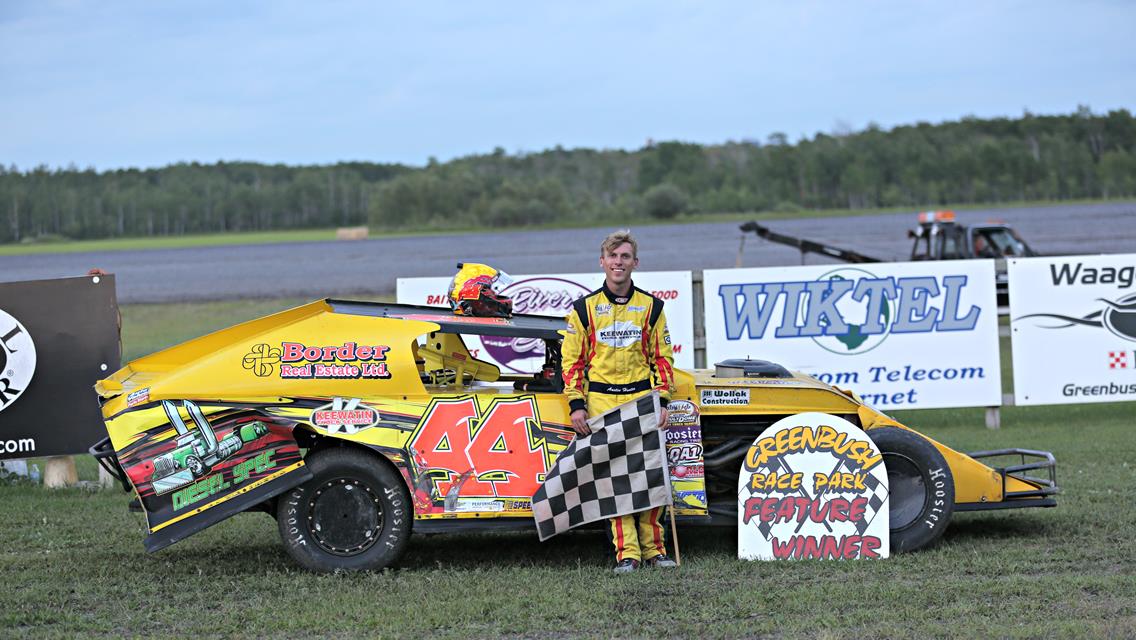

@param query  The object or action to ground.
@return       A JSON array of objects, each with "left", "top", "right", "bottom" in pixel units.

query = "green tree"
[{"left": 643, "top": 183, "right": 689, "bottom": 219}]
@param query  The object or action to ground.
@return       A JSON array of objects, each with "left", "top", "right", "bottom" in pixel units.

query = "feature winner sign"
[
  {"left": 738, "top": 413, "right": 889, "bottom": 560},
  {"left": 397, "top": 271, "right": 694, "bottom": 370},
  {"left": 704, "top": 261, "right": 1002, "bottom": 410}
]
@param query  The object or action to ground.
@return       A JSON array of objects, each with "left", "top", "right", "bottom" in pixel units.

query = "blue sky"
[{"left": 1, "top": 1, "right": 1133, "bottom": 171}]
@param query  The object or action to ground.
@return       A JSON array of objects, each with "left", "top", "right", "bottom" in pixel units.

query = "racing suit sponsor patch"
[{"left": 597, "top": 321, "right": 642, "bottom": 348}]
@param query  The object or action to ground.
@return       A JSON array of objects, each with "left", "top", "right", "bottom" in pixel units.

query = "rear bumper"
[{"left": 89, "top": 435, "right": 130, "bottom": 492}]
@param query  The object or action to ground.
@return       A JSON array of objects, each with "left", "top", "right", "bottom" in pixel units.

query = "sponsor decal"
[
  {"left": 445, "top": 498, "right": 506, "bottom": 513},
  {"left": 275, "top": 341, "right": 392, "bottom": 379},
  {"left": 242, "top": 343, "right": 282, "bottom": 377},
  {"left": 171, "top": 450, "right": 275, "bottom": 511},
  {"left": 1015, "top": 291, "right": 1136, "bottom": 343},
  {"left": 671, "top": 464, "right": 704, "bottom": 480},
  {"left": 1108, "top": 351, "right": 1130, "bottom": 370},
  {"left": 281, "top": 341, "right": 390, "bottom": 362},
  {"left": 127, "top": 387, "right": 151, "bottom": 407},
  {"left": 130, "top": 400, "right": 271, "bottom": 497},
  {"left": 596, "top": 321, "right": 642, "bottom": 348},
  {"left": 701, "top": 388, "right": 750, "bottom": 406},
  {"left": 714, "top": 378, "right": 797, "bottom": 386},
  {"left": 664, "top": 399, "right": 707, "bottom": 516},
  {"left": 310, "top": 398, "right": 380, "bottom": 435},
  {"left": 674, "top": 489, "right": 707, "bottom": 509},
  {"left": 738, "top": 413, "right": 889, "bottom": 561},
  {"left": 402, "top": 314, "right": 510, "bottom": 325},
  {"left": 628, "top": 305, "right": 646, "bottom": 312},
  {"left": 718, "top": 267, "right": 980, "bottom": 355},
  {"left": 0, "top": 308, "right": 36, "bottom": 413},
  {"left": 667, "top": 442, "right": 704, "bottom": 467},
  {"left": 594, "top": 303, "right": 612, "bottom": 315},
  {"left": 665, "top": 425, "right": 701, "bottom": 445},
  {"left": 666, "top": 400, "right": 699, "bottom": 426}
]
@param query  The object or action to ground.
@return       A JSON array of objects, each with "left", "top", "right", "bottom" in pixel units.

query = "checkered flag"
[
  {"left": 739, "top": 452, "right": 889, "bottom": 539},
  {"left": 532, "top": 392, "right": 671, "bottom": 541}
]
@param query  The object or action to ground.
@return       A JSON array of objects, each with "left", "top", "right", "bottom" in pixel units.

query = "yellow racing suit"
[{"left": 562, "top": 283, "right": 675, "bottom": 562}]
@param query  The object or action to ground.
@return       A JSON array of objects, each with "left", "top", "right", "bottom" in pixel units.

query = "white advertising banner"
[
  {"left": 396, "top": 271, "right": 694, "bottom": 371},
  {"left": 1008, "top": 254, "right": 1136, "bottom": 406},
  {"left": 703, "top": 261, "right": 1002, "bottom": 410}
]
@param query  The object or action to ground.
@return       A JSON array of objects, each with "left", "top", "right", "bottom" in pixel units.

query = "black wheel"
[
  {"left": 185, "top": 455, "right": 207, "bottom": 478},
  {"left": 276, "top": 447, "right": 411, "bottom": 572},
  {"left": 868, "top": 427, "right": 955, "bottom": 553}
]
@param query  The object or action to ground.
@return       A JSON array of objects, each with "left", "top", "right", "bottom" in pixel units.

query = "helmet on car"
[{"left": 447, "top": 263, "right": 514, "bottom": 317}]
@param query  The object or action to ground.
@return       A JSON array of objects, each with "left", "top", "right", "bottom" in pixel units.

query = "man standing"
[{"left": 562, "top": 229, "right": 678, "bottom": 574}]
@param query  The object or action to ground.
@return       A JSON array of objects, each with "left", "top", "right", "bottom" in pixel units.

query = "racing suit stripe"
[
  {"left": 639, "top": 304, "right": 651, "bottom": 368},
  {"left": 650, "top": 507, "right": 664, "bottom": 552},
  {"left": 649, "top": 302, "right": 674, "bottom": 398},
  {"left": 586, "top": 303, "right": 597, "bottom": 362},
  {"left": 562, "top": 300, "right": 591, "bottom": 412},
  {"left": 613, "top": 515, "right": 628, "bottom": 561},
  {"left": 654, "top": 339, "right": 671, "bottom": 391}
]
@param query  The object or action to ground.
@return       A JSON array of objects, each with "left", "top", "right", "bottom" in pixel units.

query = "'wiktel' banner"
[
  {"left": 1009, "top": 254, "right": 1136, "bottom": 405},
  {"left": 397, "top": 271, "right": 694, "bottom": 370},
  {"left": 0, "top": 275, "right": 121, "bottom": 459},
  {"left": 703, "top": 261, "right": 1002, "bottom": 410}
]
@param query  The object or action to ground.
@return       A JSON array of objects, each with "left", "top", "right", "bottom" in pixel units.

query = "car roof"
[{"left": 326, "top": 299, "right": 567, "bottom": 339}]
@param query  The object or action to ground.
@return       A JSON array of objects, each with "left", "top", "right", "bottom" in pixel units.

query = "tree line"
[{"left": 2, "top": 107, "right": 1134, "bottom": 244}]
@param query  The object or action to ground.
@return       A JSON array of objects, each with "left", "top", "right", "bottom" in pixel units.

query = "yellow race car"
[{"left": 91, "top": 300, "right": 1057, "bottom": 571}]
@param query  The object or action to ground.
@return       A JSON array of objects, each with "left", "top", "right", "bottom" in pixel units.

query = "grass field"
[{"left": 2, "top": 298, "right": 1134, "bottom": 638}]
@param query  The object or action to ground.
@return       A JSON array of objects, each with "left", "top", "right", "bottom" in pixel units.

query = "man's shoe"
[
  {"left": 612, "top": 558, "right": 640, "bottom": 574},
  {"left": 646, "top": 554, "right": 678, "bottom": 569}
]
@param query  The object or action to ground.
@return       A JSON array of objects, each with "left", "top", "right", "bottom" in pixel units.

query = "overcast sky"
[{"left": 1, "top": 1, "right": 1133, "bottom": 171}]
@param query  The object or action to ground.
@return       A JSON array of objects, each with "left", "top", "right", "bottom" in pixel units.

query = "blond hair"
[{"left": 600, "top": 229, "right": 638, "bottom": 258}]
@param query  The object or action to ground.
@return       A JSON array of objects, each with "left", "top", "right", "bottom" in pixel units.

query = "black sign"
[{"left": 0, "top": 275, "right": 120, "bottom": 459}]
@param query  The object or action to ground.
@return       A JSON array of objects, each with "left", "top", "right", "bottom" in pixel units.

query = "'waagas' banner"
[{"left": 1009, "top": 254, "right": 1136, "bottom": 405}]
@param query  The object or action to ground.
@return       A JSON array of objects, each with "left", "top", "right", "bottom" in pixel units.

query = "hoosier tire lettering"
[{"left": 867, "top": 426, "right": 956, "bottom": 553}]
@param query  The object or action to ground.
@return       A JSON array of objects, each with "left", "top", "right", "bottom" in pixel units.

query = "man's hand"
[
  {"left": 660, "top": 406, "right": 668, "bottom": 428},
  {"left": 570, "top": 409, "right": 590, "bottom": 436}
]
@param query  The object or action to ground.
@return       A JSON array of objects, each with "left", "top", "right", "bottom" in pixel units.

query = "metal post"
[{"left": 692, "top": 271, "right": 706, "bottom": 368}]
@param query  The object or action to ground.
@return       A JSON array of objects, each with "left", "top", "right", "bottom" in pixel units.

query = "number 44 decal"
[{"left": 407, "top": 396, "right": 558, "bottom": 499}]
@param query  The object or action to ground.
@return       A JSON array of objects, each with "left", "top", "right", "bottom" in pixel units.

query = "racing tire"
[
  {"left": 276, "top": 447, "right": 411, "bottom": 572},
  {"left": 868, "top": 427, "right": 955, "bottom": 553}
]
